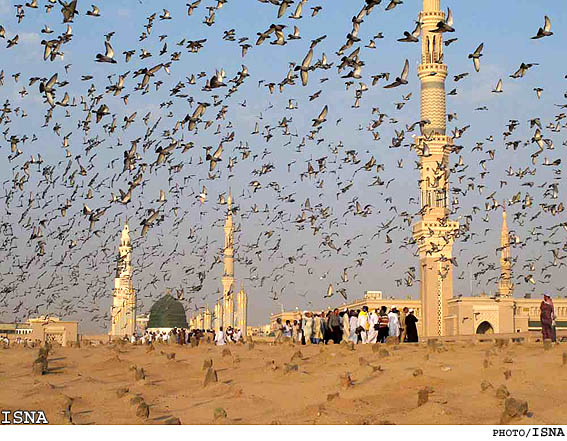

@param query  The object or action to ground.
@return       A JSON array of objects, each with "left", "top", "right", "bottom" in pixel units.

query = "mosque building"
[{"left": 271, "top": 0, "right": 567, "bottom": 338}]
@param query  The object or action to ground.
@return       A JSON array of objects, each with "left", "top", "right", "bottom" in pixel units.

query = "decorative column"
[
  {"left": 412, "top": 0, "right": 459, "bottom": 337},
  {"left": 498, "top": 203, "right": 514, "bottom": 297},
  {"left": 204, "top": 305, "right": 212, "bottom": 330},
  {"left": 214, "top": 299, "right": 223, "bottom": 332},
  {"left": 236, "top": 282, "right": 248, "bottom": 340}
]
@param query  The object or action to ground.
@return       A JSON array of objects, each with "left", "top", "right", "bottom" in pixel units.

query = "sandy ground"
[{"left": 0, "top": 339, "right": 565, "bottom": 425}]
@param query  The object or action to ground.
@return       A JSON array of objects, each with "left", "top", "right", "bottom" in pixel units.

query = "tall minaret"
[
  {"left": 236, "top": 282, "right": 248, "bottom": 340},
  {"left": 110, "top": 221, "right": 136, "bottom": 337},
  {"left": 412, "top": 0, "right": 459, "bottom": 337},
  {"left": 498, "top": 203, "right": 514, "bottom": 297},
  {"left": 222, "top": 190, "right": 235, "bottom": 329}
]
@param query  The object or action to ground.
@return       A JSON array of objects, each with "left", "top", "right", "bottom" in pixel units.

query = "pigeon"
[
  {"left": 531, "top": 16, "right": 553, "bottom": 39},
  {"left": 468, "top": 43, "right": 483, "bottom": 72},
  {"left": 384, "top": 59, "right": 409, "bottom": 88},
  {"left": 95, "top": 41, "right": 117, "bottom": 63}
]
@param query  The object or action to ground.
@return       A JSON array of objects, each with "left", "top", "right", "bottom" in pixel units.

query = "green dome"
[{"left": 147, "top": 295, "right": 188, "bottom": 329}]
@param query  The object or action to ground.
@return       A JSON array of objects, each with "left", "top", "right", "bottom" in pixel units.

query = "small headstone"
[
  {"left": 203, "top": 367, "right": 218, "bottom": 387},
  {"left": 327, "top": 392, "right": 340, "bottom": 401},
  {"left": 32, "top": 356, "right": 48, "bottom": 376},
  {"left": 503, "top": 369, "right": 512, "bottom": 380},
  {"left": 500, "top": 397, "right": 528, "bottom": 424},
  {"left": 283, "top": 363, "right": 299, "bottom": 374},
  {"left": 136, "top": 401, "right": 150, "bottom": 419},
  {"left": 116, "top": 387, "right": 129, "bottom": 398},
  {"left": 135, "top": 367, "right": 145, "bottom": 381},
  {"left": 340, "top": 372, "right": 354, "bottom": 389},
  {"left": 417, "top": 388, "right": 430, "bottom": 407},
  {"left": 213, "top": 407, "right": 227, "bottom": 420},
  {"left": 291, "top": 350, "right": 303, "bottom": 362},
  {"left": 129, "top": 395, "right": 144, "bottom": 406},
  {"left": 496, "top": 384, "right": 510, "bottom": 399}
]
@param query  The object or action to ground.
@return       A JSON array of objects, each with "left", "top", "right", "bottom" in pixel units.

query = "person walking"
[
  {"left": 540, "top": 294, "right": 555, "bottom": 342},
  {"left": 341, "top": 309, "right": 350, "bottom": 343},
  {"left": 313, "top": 313, "right": 323, "bottom": 344},
  {"left": 388, "top": 307, "right": 400, "bottom": 342},
  {"left": 400, "top": 307, "right": 408, "bottom": 342},
  {"left": 357, "top": 306, "right": 370, "bottom": 344},
  {"left": 274, "top": 318, "right": 284, "bottom": 343},
  {"left": 328, "top": 309, "right": 341, "bottom": 344},
  {"left": 367, "top": 309, "right": 379, "bottom": 344},
  {"left": 349, "top": 310, "right": 358, "bottom": 343},
  {"left": 303, "top": 312, "right": 313, "bottom": 344},
  {"left": 215, "top": 326, "right": 227, "bottom": 346},
  {"left": 378, "top": 306, "right": 390, "bottom": 343},
  {"left": 405, "top": 309, "right": 419, "bottom": 343}
]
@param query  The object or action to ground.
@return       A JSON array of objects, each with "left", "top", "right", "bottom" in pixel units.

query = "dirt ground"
[{"left": 0, "top": 338, "right": 565, "bottom": 425}]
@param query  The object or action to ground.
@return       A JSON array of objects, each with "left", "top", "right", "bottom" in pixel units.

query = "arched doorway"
[{"left": 476, "top": 321, "right": 494, "bottom": 334}]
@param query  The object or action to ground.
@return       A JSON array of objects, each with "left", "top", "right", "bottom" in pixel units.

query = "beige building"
[
  {"left": 0, "top": 316, "right": 78, "bottom": 346},
  {"left": 271, "top": 0, "right": 567, "bottom": 339}
]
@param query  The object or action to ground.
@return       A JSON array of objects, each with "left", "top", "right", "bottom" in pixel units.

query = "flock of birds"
[{"left": 0, "top": 0, "right": 566, "bottom": 331}]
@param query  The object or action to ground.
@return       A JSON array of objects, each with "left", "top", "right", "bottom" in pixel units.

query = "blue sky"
[{"left": 1, "top": 0, "right": 567, "bottom": 332}]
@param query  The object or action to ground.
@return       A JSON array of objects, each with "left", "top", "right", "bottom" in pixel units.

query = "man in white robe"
[
  {"left": 388, "top": 308, "right": 400, "bottom": 341},
  {"left": 357, "top": 307, "right": 369, "bottom": 344},
  {"left": 349, "top": 312, "right": 358, "bottom": 343},
  {"left": 215, "top": 327, "right": 227, "bottom": 346},
  {"left": 341, "top": 310, "right": 350, "bottom": 343},
  {"left": 367, "top": 309, "right": 379, "bottom": 344}
]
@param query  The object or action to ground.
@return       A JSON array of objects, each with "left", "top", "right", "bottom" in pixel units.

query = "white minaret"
[
  {"left": 412, "top": 0, "right": 459, "bottom": 337},
  {"left": 110, "top": 221, "right": 136, "bottom": 337},
  {"left": 222, "top": 190, "right": 235, "bottom": 329}
]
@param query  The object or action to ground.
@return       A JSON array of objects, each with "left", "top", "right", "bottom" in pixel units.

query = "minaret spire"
[
  {"left": 221, "top": 188, "right": 235, "bottom": 330},
  {"left": 498, "top": 201, "right": 514, "bottom": 297},
  {"left": 110, "top": 220, "right": 136, "bottom": 337},
  {"left": 412, "top": 0, "right": 459, "bottom": 337}
]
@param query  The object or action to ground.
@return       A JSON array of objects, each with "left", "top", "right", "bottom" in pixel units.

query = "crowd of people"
[
  {"left": 122, "top": 326, "right": 245, "bottom": 346},
  {"left": 273, "top": 306, "right": 419, "bottom": 345}
]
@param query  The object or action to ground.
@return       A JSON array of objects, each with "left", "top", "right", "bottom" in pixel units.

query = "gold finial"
[{"left": 227, "top": 188, "right": 232, "bottom": 210}]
